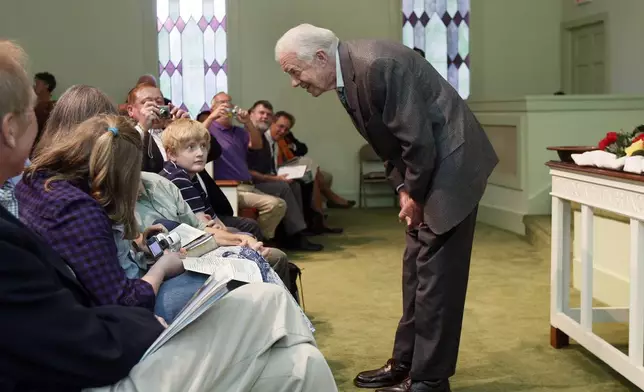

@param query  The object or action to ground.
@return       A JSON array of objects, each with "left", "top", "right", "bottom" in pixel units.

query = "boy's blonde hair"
[{"left": 162, "top": 118, "right": 211, "bottom": 154}]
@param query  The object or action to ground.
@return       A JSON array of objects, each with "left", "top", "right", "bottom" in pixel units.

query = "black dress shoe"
[
  {"left": 282, "top": 234, "right": 324, "bottom": 251},
  {"left": 354, "top": 359, "right": 411, "bottom": 389},
  {"left": 376, "top": 377, "right": 411, "bottom": 392}
]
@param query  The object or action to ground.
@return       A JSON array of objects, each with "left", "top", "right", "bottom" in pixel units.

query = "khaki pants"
[
  {"left": 237, "top": 184, "right": 286, "bottom": 239},
  {"left": 87, "top": 283, "right": 337, "bottom": 392}
]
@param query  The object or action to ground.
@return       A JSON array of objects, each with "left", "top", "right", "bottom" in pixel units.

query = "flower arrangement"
[{"left": 598, "top": 125, "right": 644, "bottom": 157}]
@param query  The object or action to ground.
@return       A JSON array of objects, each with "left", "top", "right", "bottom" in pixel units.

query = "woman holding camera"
[{"left": 17, "top": 114, "right": 210, "bottom": 322}]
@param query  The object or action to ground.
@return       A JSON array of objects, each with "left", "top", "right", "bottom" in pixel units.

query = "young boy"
[{"left": 160, "top": 119, "right": 220, "bottom": 226}]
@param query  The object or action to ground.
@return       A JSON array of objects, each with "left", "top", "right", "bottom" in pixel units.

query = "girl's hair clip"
[{"left": 107, "top": 127, "right": 119, "bottom": 136}]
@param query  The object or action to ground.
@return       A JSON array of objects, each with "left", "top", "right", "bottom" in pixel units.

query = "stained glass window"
[
  {"left": 157, "top": 0, "right": 227, "bottom": 117},
  {"left": 402, "top": 0, "right": 470, "bottom": 98}
]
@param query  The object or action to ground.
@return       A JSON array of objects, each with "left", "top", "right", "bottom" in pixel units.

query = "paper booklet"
[
  {"left": 141, "top": 257, "right": 262, "bottom": 360},
  {"left": 277, "top": 164, "right": 307, "bottom": 180},
  {"left": 141, "top": 247, "right": 315, "bottom": 361}
]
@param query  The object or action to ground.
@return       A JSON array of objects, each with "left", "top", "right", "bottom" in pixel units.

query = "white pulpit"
[{"left": 548, "top": 161, "right": 644, "bottom": 389}]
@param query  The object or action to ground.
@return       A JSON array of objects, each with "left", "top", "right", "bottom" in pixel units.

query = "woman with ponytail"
[{"left": 16, "top": 114, "right": 198, "bottom": 320}]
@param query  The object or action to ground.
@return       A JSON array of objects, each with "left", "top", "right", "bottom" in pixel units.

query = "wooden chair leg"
[{"left": 550, "top": 325, "right": 570, "bottom": 349}]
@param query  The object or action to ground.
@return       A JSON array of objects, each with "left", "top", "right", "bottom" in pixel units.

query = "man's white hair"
[{"left": 275, "top": 24, "right": 339, "bottom": 62}]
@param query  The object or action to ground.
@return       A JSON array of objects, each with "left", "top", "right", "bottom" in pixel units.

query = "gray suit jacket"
[{"left": 338, "top": 40, "right": 498, "bottom": 234}]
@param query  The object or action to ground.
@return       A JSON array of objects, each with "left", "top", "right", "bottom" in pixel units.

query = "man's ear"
[
  {"left": 1, "top": 113, "right": 18, "bottom": 149},
  {"left": 315, "top": 50, "right": 329, "bottom": 65}
]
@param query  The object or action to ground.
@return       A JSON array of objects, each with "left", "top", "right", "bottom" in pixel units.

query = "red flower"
[
  {"left": 633, "top": 133, "right": 644, "bottom": 144},
  {"left": 598, "top": 132, "right": 619, "bottom": 150}
]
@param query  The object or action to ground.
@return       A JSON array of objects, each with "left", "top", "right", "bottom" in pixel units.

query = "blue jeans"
[{"left": 154, "top": 271, "right": 208, "bottom": 322}]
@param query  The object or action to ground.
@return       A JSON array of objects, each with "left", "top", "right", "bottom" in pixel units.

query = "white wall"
[
  {"left": 562, "top": 0, "right": 644, "bottom": 95},
  {"left": 0, "top": 0, "right": 157, "bottom": 104},
  {"left": 469, "top": 0, "right": 562, "bottom": 100}
]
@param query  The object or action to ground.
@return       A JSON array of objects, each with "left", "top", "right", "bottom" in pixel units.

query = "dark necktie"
[{"left": 337, "top": 87, "right": 349, "bottom": 111}]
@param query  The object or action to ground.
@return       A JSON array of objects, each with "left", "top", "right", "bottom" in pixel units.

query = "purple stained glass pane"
[
  {"left": 453, "top": 54, "right": 463, "bottom": 68},
  {"left": 453, "top": 11, "right": 462, "bottom": 26},
  {"left": 222, "top": 61, "right": 228, "bottom": 74},
  {"left": 198, "top": 16, "right": 209, "bottom": 31},
  {"left": 447, "top": 21, "right": 458, "bottom": 59},
  {"left": 464, "top": 54, "right": 470, "bottom": 67},
  {"left": 441, "top": 12, "right": 451, "bottom": 26},
  {"left": 166, "top": 61, "right": 176, "bottom": 76},
  {"left": 176, "top": 60, "right": 183, "bottom": 75},
  {"left": 163, "top": 17, "right": 175, "bottom": 32},
  {"left": 176, "top": 17, "right": 186, "bottom": 33},
  {"left": 463, "top": 11, "right": 469, "bottom": 26},
  {"left": 201, "top": 103, "right": 210, "bottom": 112},
  {"left": 203, "top": 59, "right": 210, "bottom": 74},
  {"left": 180, "top": 103, "right": 189, "bottom": 112},
  {"left": 210, "top": 17, "right": 220, "bottom": 30},
  {"left": 210, "top": 61, "right": 221, "bottom": 74},
  {"left": 220, "top": 15, "right": 226, "bottom": 31},
  {"left": 157, "top": 19, "right": 163, "bottom": 32},
  {"left": 402, "top": 13, "right": 408, "bottom": 26},
  {"left": 159, "top": 62, "right": 165, "bottom": 76},
  {"left": 420, "top": 12, "right": 430, "bottom": 26},
  {"left": 409, "top": 12, "right": 418, "bottom": 26}
]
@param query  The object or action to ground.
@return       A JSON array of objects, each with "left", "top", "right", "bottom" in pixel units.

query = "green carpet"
[{"left": 287, "top": 208, "right": 639, "bottom": 391}]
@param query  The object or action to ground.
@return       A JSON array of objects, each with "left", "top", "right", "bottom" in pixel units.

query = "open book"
[
  {"left": 141, "top": 256, "right": 262, "bottom": 360},
  {"left": 170, "top": 223, "right": 216, "bottom": 257}
]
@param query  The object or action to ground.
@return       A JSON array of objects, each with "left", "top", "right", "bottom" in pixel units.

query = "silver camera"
[
  {"left": 146, "top": 232, "right": 182, "bottom": 260},
  {"left": 225, "top": 105, "right": 241, "bottom": 116}
]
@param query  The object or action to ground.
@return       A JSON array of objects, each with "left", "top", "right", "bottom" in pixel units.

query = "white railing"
[{"left": 548, "top": 161, "right": 644, "bottom": 389}]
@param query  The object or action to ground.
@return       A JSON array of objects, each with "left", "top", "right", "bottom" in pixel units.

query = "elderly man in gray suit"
[{"left": 275, "top": 24, "right": 498, "bottom": 392}]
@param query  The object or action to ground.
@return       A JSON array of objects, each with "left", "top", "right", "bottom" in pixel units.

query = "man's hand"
[
  {"left": 235, "top": 108, "right": 251, "bottom": 125},
  {"left": 169, "top": 103, "right": 190, "bottom": 119},
  {"left": 398, "top": 191, "right": 423, "bottom": 228},
  {"left": 276, "top": 173, "right": 293, "bottom": 183},
  {"left": 140, "top": 101, "right": 160, "bottom": 131},
  {"left": 209, "top": 104, "right": 230, "bottom": 121}
]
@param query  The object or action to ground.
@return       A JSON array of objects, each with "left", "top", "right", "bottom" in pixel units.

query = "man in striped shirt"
[{"left": 159, "top": 119, "right": 217, "bottom": 224}]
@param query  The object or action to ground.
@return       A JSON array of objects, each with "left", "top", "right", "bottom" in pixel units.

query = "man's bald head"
[{"left": 136, "top": 74, "right": 157, "bottom": 87}]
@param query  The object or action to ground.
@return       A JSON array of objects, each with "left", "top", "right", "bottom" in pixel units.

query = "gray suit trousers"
[
  {"left": 393, "top": 206, "right": 478, "bottom": 380},
  {"left": 255, "top": 181, "right": 307, "bottom": 236}
]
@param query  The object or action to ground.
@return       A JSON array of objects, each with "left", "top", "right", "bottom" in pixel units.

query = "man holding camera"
[
  {"left": 127, "top": 83, "right": 192, "bottom": 173},
  {"left": 204, "top": 93, "right": 323, "bottom": 251}
]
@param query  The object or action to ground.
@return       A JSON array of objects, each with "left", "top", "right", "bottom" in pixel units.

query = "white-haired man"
[{"left": 275, "top": 24, "right": 499, "bottom": 392}]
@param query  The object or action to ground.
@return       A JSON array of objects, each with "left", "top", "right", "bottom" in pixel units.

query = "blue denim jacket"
[{"left": 112, "top": 224, "right": 147, "bottom": 279}]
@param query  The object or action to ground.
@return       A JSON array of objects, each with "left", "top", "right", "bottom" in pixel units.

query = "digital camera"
[
  {"left": 225, "top": 105, "right": 241, "bottom": 116},
  {"left": 146, "top": 232, "right": 181, "bottom": 260},
  {"left": 158, "top": 105, "right": 171, "bottom": 119}
]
